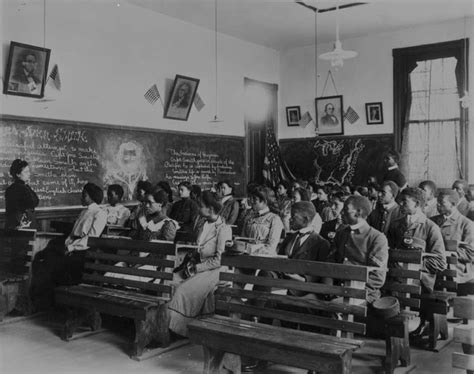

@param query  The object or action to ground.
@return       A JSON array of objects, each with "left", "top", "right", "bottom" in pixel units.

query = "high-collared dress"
[
  {"left": 431, "top": 209, "right": 474, "bottom": 282},
  {"left": 168, "top": 216, "right": 232, "bottom": 337},
  {"left": 241, "top": 207, "right": 284, "bottom": 256},
  {"left": 387, "top": 212, "right": 446, "bottom": 292}
]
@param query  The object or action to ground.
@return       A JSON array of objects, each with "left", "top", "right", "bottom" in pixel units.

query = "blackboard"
[
  {"left": 280, "top": 135, "right": 394, "bottom": 186},
  {"left": 0, "top": 115, "right": 246, "bottom": 209}
]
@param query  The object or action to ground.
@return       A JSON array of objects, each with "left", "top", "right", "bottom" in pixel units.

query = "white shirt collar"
[
  {"left": 388, "top": 165, "right": 398, "bottom": 171},
  {"left": 87, "top": 203, "right": 100, "bottom": 210},
  {"left": 298, "top": 226, "right": 313, "bottom": 234},
  {"left": 383, "top": 201, "right": 397, "bottom": 210},
  {"left": 350, "top": 220, "right": 365, "bottom": 231},
  {"left": 222, "top": 195, "right": 232, "bottom": 203},
  {"left": 258, "top": 207, "right": 270, "bottom": 216}
]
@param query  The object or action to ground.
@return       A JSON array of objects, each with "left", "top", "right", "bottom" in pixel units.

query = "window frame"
[{"left": 393, "top": 39, "right": 469, "bottom": 179}]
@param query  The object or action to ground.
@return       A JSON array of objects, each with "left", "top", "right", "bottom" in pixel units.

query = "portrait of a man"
[
  {"left": 3, "top": 42, "right": 50, "bottom": 98},
  {"left": 315, "top": 95, "right": 344, "bottom": 135},
  {"left": 164, "top": 75, "right": 200, "bottom": 121},
  {"left": 365, "top": 102, "right": 384, "bottom": 125},
  {"left": 286, "top": 106, "right": 301, "bottom": 126}
]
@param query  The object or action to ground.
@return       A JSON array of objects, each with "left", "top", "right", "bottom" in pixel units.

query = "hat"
[
  {"left": 83, "top": 183, "right": 104, "bottom": 204},
  {"left": 402, "top": 236, "right": 426, "bottom": 251},
  {"left": 373, "top": 296, "right": 400, "bottom": 319}
]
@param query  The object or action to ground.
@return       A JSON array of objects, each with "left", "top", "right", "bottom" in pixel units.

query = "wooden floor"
[{"left": 0, "top": 313, "right": 465, "bottom": 374}]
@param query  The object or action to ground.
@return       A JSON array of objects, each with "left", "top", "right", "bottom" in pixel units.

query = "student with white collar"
[
  {"left": 241, "top": 185, "right": 283, "bottom": 256},
  {"left": 217, "top": 180, "right": 240, "bottom": 225},
  {"left": 367, "top": 181, "right": 404, "bottom": 235},
  {"left": 387, "top": 187, "right": 446, "bottom": 339},
  {"left": 431, "top": 190, "right": 473, "bottom": 282},
  {"left": 419, "top": 180, "right": 439, "bottom": 218},
  {"left": 330, "top": 195, "right": 389, "bottom": 304}
]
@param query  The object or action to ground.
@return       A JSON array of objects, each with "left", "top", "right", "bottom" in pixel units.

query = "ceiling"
[{"left": 128, "top": 0, "right": 474, "bottom": 50}]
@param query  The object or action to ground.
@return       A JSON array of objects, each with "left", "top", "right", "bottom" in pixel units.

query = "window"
[{"left": 393, "top": 39, "right": 469, "bottom": 187}]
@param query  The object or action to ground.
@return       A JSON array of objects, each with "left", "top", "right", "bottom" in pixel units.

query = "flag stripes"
[
  {"left": 48, "top": 64, "right": 61, "bottom": 90},
  {"left": 144, "top": 84, "right": 160, "bottom": 105},
  {"left": 263, "top": 124, "right": 295, "bottom": 187},
  {"left": 344, "top": 106, "right": 360, "bottom": 124}
]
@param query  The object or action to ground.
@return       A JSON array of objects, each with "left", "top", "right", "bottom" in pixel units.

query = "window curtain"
[{"left": 400, "top": 53, "right": 465, "bottom": 187}]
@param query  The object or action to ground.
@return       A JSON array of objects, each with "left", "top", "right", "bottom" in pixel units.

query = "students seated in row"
[
  {"left": 383, "top": 150, "right": 407, "bottom": 189},
  {"left": 104, "top": 184, "right": 130, "bottom": 226},
  {"left": 330, "top": 195, "right": 389, "bottom": 304},
  {"left": 419, "top": 180, "right": 439, "bottom": 218},
  {"left": 387, "top": 187, "right": 446, "bottom": 338},
  {"left": 313, "top": 184, "right": 331, "bottom": 216},
  {"left": 169, "top": 181, "right": 200, "bottom": 234},
  {"left": 367, "top": 182, "right": 380, "bottom": 211},
  {"left": 431, "top": 190, "right": 473, "bottom": 282},
  {"left": 217, "top": 180, "right": 240, "bottom": 225},
  {"left": 156, "top": 180, "right": 174, "bottom": 215},
  {"left": 168, "top": 191, "right": 232, "bottom": 337},
  {"left": 128, "top": 180, "right": 153, "bottom": 237},
  {"left": 241, "top": 185, "right": 283, "bottom": 256},
  {"left": 453, "top": 179, "right": 471, "bottom": 217},
  {"left": 292, "top": 186, "right": 322, "bottom": 233},
  {"left": 276, "top": 181, "right": 292, "bottom": 233},
  {"left": 319, "top": 192, "right": 349, "bottom": 243},
  {"left": 367, "top": 181, "right": 403, "bottom": 235}
]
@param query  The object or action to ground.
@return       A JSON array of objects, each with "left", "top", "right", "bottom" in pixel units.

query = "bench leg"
[
  {"left": 384, "top": 317, "right": 410, "bottom": 374},
  {"left": 429, "top": 313, "right": 447, "bottom": 350},
  {"left": 131, "top": 306, "right": 170, "bottom": 359},
  {"left": 203, "top": 346, "right": 225, "bottom": 374},
  {"left": 61, "top": 308, "right": 101, "bottom": 341},
  {"left": 222, "top": 353, "right": 241, "bottom": 374}
]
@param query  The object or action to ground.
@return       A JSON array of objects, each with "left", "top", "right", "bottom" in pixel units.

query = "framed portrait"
[
  {"left": 315, "top": 95, "right": 344, "bottom": 135},
  {"left": 286, "top": 106, "right": 301, "bottom": 127},
  {"left": 164, "top": 74, "right": 200, "bottom": 121},
  {"left": 365, "top": 102, "right": 384, "bottom": 124},
  {"left": 3, "top": 41, "right": 51, "bottom": 99}
]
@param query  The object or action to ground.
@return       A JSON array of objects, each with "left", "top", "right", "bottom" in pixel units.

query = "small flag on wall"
[
  {"left": 344, "top": 106, "right": 360, "bottom": 124},
  {"left": 48, "top": 64, "right": 61, "bottom": 91},
  {"left": 298, "top": 111, "right": 312, "bottom": 128},
  {"left": 194, "top": 92, "right": 205, "bottom": 111},
  {"left": 144, "top": 84, "right": 160, "bottom": 105}
]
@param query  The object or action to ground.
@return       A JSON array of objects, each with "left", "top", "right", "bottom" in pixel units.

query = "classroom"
[{"left": 1, "top": 0, "right": 474, "bottom": 373}]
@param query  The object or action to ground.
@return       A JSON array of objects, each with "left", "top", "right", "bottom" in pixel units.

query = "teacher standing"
[{"left": 5, "top": 159, "right": 39, "bottom": 230}]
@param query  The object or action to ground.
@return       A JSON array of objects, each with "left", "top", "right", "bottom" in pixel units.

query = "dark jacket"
[
  {"left": 5, "top": 179, "right": 39, "bottom": 229},
  {"left": 320, "top": 218, "right": 345, "bottom": 244},
  {"left": 169, "top": 197, "right": 199, "bottom": 233},
  {"left": 367, "top": 202, "right": 404, "bottom": 235},
  {"left": 383, "top": 167, "right": 407, "bottom": 188},
  {"left": 219, "top": 196, "right": 240, "bottom": 225},
  {"left": 330, "top": 221, "right": 389, "bottom": 303}
]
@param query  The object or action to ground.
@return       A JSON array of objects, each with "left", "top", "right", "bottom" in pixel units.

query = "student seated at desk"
[
  {"left": 139, "top": 190, "right": 179, "bottom": 242},
  {"left": 319, "top": 192, "right": 349, "bottom": 243},
  {"left": 217, "top": 180, "right": 240, "bottom": 226},
  {"left": 128, "top": 180, "right": 153, "bottom": 237},
  {"left": 168, "top": 191, "right": 232, "bottom": 337},
  {"left": 104, "top": 184, "right": 130, "bottom": 226},
  {"left": 169, "top": 181, "right": 200, "bottom": 234},
  {"left": 32, "top": 183, "right": 107, "bottom": 309},
  {"left": 241, "top": 185, "right": 283, "bottom": 256},
  {"left": 431, "top": 190, "right": 473, "bottom": 282},
  {"left": 330, "top": 195, "right": 389, "bottom": 304},
  {"left": 387, "top": 187, "right": 446, "bottom": 338},
  {"left": 419, "top": 180, "right": 439, "bottom": 218},
  {"left": 367, "top": 181, "right": 403, "bottom": 235},
  {"left": 276, "top": 181, "right": 292, "bottom": 233},
  {"left": 453, "top": 179, "right": 471, "bottom": 217},
  {"left": 292, "top": 187, "right": 322, "bottom": 233}
]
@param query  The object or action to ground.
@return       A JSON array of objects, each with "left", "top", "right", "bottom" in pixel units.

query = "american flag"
[
  {"left": 298, "top": 111, "right": 312, "bottom": 128},
  {"left": 344, "top": 106, "right": 360, "bottom": 124},
  {"left": 193, "top": 92, "right": 205, "bottom": 111},
  {"left": 262, "top": 124, "right": 295, "bottom": 188},
  {"left": 144, "top": 84, "right": 160, "bottom": 105},
  {"left": 48, "top": 64, "right": 61, "bottom": 90}
]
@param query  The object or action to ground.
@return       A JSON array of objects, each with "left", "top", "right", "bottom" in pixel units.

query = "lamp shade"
[{"left": 319, "top": 40, "right": 357, "bottom": 68}]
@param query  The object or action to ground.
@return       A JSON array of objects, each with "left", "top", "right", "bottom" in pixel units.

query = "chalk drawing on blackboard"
[
  {"left": 313, "top": 139, "right": 365, "bottom": 185},
  {"left": 103, "top": 140, "right": 148, "bottom": 200}
]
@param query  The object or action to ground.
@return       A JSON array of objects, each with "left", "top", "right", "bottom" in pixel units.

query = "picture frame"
[
  {"left": 164, "top": 74, "right": 200, "bottom": 121},
  {"left": 286, "top": 106, "right": 301, "bottom": 127},
  {"left": 365, "top": 102, "right": 384, "bottom": 125},
  {"left": 3, "top": 41, "right": 51, "bottom": 99},
  {"left": 315, "top": 95, "right": 344, "bottom": 135}
]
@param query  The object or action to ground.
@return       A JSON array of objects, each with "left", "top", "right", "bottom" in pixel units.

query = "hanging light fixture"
[
  {"left": 459, "top": 15, "right": 470, "bottom": 109},
  {"left": 319, "top": 0, "right": 357, "bottom": 69},
  {"left": 209, "top": 0, "right": 223, "bottom": 123}
]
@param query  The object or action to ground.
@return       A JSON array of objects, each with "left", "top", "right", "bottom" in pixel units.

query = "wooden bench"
[
  {"left": 372, "top": 249, "right": 423, "bottom": 373},
  {"left": 452, "top": 296, "right": 474, "bottom": 373},
  {"left": 189, "top": 254, "right": 369, "bottom": 374},
  {"left": 0, "top": 229, "right": 36, "bottom": 320},
  {"left": 55, "top": 237, "right": 176, "bottom": 360}
]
